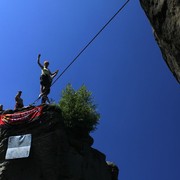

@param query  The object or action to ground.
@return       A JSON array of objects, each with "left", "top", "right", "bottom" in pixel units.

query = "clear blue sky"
[{"left": 0, "top": 0, "right": 180, "bottom": 179}]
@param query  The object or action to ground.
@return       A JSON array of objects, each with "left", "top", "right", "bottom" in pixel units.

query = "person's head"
[
  {"left": 18, "top": 91, "right": 22, "bottom": 96},
  {"left": 44, "top": 60, "right": 49, "bottom": 68}
]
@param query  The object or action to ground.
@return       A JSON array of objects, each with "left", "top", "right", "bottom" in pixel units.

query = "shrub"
[{"left": 59, "top": 84, "right": 100, "bottom": 133}]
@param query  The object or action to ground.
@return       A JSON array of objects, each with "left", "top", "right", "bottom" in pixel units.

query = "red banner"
[{"left": 0, "top": 106, "right": 43, "bottom": 126}]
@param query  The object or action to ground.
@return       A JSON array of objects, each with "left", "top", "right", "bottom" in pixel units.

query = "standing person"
[
  {"left": 15, "top": 91, "right": 24, "bottom": 110},
  {"left": 37, "top": 54, "right": 59, "bottom": 104},
  {"left": 0, "top": 104, "right": 3, "bottom": 111}
]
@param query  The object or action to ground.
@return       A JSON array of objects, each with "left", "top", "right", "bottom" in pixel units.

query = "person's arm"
[
  {"left": 37, "top": 54, "right": 43, "bottom": 69},
  {"left": 51, "top": 70, "right": 59, "bottom": 78}
]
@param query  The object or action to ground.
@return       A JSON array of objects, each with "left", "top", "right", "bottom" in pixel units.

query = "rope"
[
  {"left": 52, "top": 0, "right": 130, "bottom": 86},
  {"left": 32, "top": 0, "right": 130, "bottom": 105}
]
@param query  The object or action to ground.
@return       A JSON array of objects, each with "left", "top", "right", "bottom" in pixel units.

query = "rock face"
[
  {"left": 140, "top": 0, "right": 180, "bottom": 82},
  {"left": 0, "top": 105, "right": 119, "bottom": 180}
]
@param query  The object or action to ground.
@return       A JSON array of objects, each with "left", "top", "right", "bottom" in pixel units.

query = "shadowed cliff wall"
[
  {"left": 140, "top": 0, "right": 180, "bottom": 82},
  {"left": 0, "top": 105, "right": 118, "bottom": 180}
]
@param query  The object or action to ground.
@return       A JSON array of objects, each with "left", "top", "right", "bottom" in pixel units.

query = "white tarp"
[{"left": 5, "top": 134, "right": 32, "bottom": 160}]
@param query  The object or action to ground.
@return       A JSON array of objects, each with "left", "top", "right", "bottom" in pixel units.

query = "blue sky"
[{"left": 0, "top": 0, "right": 180, "bottom": 179}]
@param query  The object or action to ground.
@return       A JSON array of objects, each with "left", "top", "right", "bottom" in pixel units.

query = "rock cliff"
[
  {"left": 140, "top": 0, "right": 180, "bottom": 82},
  {"left": 0, "top": 105, "right": 118, "bottom": 180}
]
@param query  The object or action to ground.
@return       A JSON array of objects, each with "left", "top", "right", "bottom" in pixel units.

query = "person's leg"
[
  {"left": 40, "top": 74, "right": 48, "bottom": 97},
  {"left": 40, "top": 75, "right": 44, "bottom": 97},
  {"left": 43, "top": 86, "right": 51, "bottom": 103},
  {"left": 39, "top": 85, "right": 43, "bottom": 96},
  {"left": 41, "top": 94, "right": 50, "bottom": 104},
  {"left": 41, "top": 95, "right": 46, "bottom": 104},
  {"left": 46, "top": 96, "right": 50, "bottom": 104}
]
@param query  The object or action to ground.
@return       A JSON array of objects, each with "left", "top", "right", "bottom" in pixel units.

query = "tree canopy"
[{"left": 59, "top": 84, "right": 100, "bottom": 133}]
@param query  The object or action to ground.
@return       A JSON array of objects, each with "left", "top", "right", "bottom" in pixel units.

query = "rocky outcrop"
[
  {"left": 140, "top": 0, "right": 180, "bottom": 82},
  {"left": 0, "top": 105, "right": 118, "bottom": 180}
]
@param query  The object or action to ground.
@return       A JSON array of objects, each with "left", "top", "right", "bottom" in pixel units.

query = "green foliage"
[{"left": 59, "top": 84, "right": 100, "bottom": 132}]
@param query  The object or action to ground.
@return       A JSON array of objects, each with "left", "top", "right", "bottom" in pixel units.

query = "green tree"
[{"left": 59, "top": 84, "right": 100, "bottom": 133}]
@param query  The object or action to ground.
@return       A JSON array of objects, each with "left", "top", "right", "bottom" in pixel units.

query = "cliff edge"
[{"left": 0, "top": 105, "right": 118, "bottom": 180}]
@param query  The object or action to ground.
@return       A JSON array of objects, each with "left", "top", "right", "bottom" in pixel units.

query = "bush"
[{"left": 59, "top": 84, "right": 100, "bottom": 133}]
